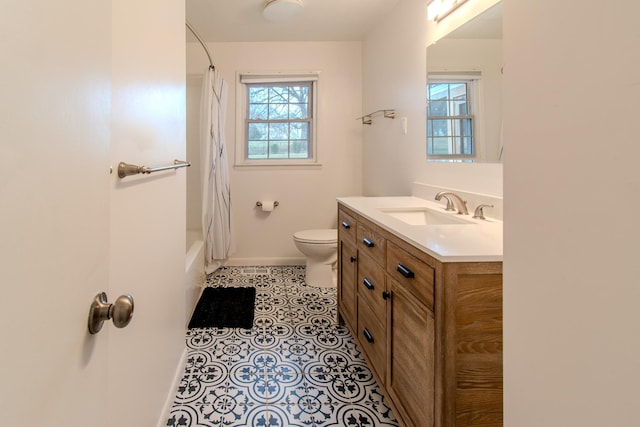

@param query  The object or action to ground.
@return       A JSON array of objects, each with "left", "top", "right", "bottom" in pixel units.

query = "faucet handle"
[{"left": 473, "top": 204, "right": 494, "bottom": 220}]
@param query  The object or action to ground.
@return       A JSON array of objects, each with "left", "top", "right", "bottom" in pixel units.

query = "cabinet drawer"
[
  {"left": 357, "top": 297, "right": 386, "bottom": 382},
  {"left": 357, "top": 221, "right": 386, "bottom": 266},
  {"left": 338, "top": 209, "right": 357, "bottom": 243},
  {"left": 387, "top": 241, "right": 434, "bottom": 310},
  {"left": 357, "top": 252, "right": 386, "bottom": 324}
]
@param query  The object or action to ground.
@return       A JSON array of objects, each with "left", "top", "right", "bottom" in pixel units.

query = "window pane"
[
  {"left": 462, "top": 137, "right": 473, "bottom": 155},
  {"left": 428, "top": 100, "right": 448, "bottom": 116},
  {"left": 269, "top": 141, "right": 289, "bottom": 158},
  {"left": 431, "top": 137, "right": 451, "bottom": 155},
  {"left": 453, "top": 98, "right": 468, "bottom": 115},
  {"left": 269, "top": 86, "right": 288, "bottom": 103},
  {"left": 289, "top": 140, "right": 309, "bottom": 158},
  {"left": 249, "top": 86, "right": 268, "bottom": 103},
  {"left": 449, "top": 83, "right": 467, "bottom": 98},
  {"left": 269, "top": 122, "right": 288, "bottom": 140},
  {"left": 248, "top": 123, "right": 268, "bottom": 140},
  {"left": 454, "top": 136, "right": 462, "bottom": 154},
  {"left": 288, "top": 85, "right": 309, "bottom": 103},
  {"left": 290, "top": 122, "right": 309, "bottom": 139},
  {"left": 430, "top": 119, "right": 449, "bottom": 136},
  {"left": 461, "top": 118, "right": 472, "bottom": 137},
  {"left": 249, "top": 103, "right": 268, "bottom": 120},
  {"left": 268, "top": 103, "right": 288, "bottom": 120},
  {"left": 248, "top": 141, "right": 268, "bottom": 159},
  {"left": 289, "top": 103, "right": 309, "bottom": 119},
  {"left": 429, "top": 83, "right": 448, "bottom": 99}
]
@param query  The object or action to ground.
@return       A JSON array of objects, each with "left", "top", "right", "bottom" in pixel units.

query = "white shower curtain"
[{"left": 200, "top": 66, "right": 233, "bottom": 273}]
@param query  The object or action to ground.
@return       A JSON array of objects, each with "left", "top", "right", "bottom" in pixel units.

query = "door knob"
[{"left": 88, "top": 292, "right": 134, "bottom": 334}]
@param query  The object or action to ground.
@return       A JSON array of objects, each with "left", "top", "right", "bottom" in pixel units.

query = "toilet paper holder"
[{"left": 256, "top": 201, "right": 279, "bottom": 208}]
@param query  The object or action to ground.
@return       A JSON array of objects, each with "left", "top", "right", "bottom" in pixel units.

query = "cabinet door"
[
  {"left": 338, "top": 238, "right": 357, "bottom": 331},
  {"left": 358, "top": 296, "right": 386, "bottom": 382},
  {"left": 388, "top": 278, "right": 435, "bottom": 427}
]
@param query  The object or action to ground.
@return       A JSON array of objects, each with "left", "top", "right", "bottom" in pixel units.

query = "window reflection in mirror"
[
  {"left": 426, "top": 1, "right": 503, "bottom": 163},
  {"left": 427, "top": 79, "right": 476, "bottom": 159}
]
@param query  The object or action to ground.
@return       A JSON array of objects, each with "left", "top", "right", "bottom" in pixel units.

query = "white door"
[
  {"left": 1, "top": 1, "right": 186, "bottom": 425},
  {"left": 0, "top": 1, "right": 112, "bottom": 426},
  {"left": 108, "top": 1, "right": 186, "bottom": 425}
]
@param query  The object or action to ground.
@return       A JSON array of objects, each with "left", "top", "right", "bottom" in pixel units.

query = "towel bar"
[{"left": 117, "top": 160, "right": 190, "bottom": 178}]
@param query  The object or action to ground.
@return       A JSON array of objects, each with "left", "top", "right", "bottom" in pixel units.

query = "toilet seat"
[{"left": 293, "top": 229, "right": 337, "bottom": 244}]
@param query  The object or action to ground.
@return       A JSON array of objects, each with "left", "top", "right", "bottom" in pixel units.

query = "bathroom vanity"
[{"left": 337, "top": 197, "right": 503, "bottom": 427}]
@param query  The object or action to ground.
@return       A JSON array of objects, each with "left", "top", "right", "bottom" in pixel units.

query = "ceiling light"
[
  {"left": 428, "top": 0, "right": 468, "bottom": 22},
  {"left": 263, "top": 0, "right": 304, "bottom": 21}
]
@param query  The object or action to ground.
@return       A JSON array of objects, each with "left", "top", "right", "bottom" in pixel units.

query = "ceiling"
[{"left": 185, "top": 0, "right": 402, "bottom": 43}]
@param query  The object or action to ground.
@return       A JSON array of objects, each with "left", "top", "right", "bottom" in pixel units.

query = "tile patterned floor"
[{"left": 166, "top": 266, "right": 399, "bottom": 427}]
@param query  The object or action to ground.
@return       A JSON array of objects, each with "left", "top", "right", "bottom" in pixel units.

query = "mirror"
[{"left": 426, "top": 1, "right": 503, "bottom": 163}]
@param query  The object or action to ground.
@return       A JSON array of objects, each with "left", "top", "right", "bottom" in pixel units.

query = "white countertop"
[{"left": 337, "top": 196, "right": 503, "bottom": 263}]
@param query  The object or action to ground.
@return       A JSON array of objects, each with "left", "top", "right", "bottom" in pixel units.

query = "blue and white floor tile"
[{"left": 166, "top": 265, "right": 398, "bottom": 427}]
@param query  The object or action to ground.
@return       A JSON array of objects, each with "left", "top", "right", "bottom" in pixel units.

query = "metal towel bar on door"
[{"left": 117, "top": 160, "right": 190, "bottom": 178}]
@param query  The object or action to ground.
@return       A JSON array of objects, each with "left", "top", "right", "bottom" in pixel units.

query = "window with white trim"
[
  {"left": 427, "top": 74, "right": 479, "bottom": 160},
  {"left": 236, "top": 73, "right": 318, "bottom": 166}
]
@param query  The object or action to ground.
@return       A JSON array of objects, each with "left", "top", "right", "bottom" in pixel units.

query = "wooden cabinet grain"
[
  {"left": 338, "top": 235, "right": 357, "bottom": 332},
  {"left": 337, "top": 203, "right": 503, "bottom": 427}
]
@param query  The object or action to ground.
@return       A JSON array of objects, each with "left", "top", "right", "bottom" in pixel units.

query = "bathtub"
[{"left": 185, "top": 230, "right": 205, "bottom": 326}]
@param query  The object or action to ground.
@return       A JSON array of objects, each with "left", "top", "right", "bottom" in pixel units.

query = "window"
[
  {"left": 236, "top": 73, "right": 318, "bottom": 166},
  {"left": 427, "top": 77, "right": 476, "bottom": 159}
]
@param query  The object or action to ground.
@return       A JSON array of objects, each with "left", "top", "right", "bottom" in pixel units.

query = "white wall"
[
  {"left": 187, "top": 41, "right": 362, "bottom": 264},
  {"left": 504, "top": 1, "right": 640, "bottom": 425},
  {"left": 361, "top": 0, "right": 429, "bottom": 196}
]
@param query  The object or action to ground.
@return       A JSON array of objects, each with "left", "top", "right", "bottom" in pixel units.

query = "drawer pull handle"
[
  {"left": 397, "top": 264, "right": 415, "bottom": 279},
  {"left": 363, "top": 237, "right": 375, "bottom": 248},
  {"left": 382, "top": 291, "right": 391, "bottom": 300},
  {"left": 341, "top": 221, "right": 351, "bottom": 229},
  {"left": 350, "top": 256, "right": 357, "bottom": 263},
  {"left": 363, "top": 277, "right": 375, "bottom": 290},
  {"left": 363, "top": 328, "right": 374, "bottom": 343}
]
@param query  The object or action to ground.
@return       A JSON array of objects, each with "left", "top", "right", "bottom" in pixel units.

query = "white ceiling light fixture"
[{"left": 263, "top": 0, "right": 305, "bottom": 21}]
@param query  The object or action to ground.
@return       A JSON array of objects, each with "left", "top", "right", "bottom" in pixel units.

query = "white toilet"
[{"left": 293, "top": 229, "right": 338, "bottom": 288}]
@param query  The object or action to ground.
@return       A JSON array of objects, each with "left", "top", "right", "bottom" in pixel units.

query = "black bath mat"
[{"left": 188, "top": 287, "right": 256, "bottom": 329}]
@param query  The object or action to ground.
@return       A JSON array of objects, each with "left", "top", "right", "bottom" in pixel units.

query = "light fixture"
[
  {"left": 263, "top": 0, "right": 305, "bottom": 21},
  {"left": 428, "top": 0, "right": 468, "bottom": 22}
]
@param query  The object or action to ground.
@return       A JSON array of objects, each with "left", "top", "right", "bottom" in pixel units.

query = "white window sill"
[{"left": 234, "top": 161, "right": 323, "bottom": 168}]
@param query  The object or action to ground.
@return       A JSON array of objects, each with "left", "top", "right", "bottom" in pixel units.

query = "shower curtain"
[{"left": 200, "top": 66, "right": 233, "bottom": 274}]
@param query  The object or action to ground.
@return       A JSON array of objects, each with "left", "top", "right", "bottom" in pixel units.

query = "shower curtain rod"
[{"left": 186, "top": 21, "right": 215, "bottom": 69}]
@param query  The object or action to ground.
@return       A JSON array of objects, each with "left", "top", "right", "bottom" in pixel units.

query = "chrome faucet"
[{"left": 435, "top": 191, "right": 469, "bottom": 215}]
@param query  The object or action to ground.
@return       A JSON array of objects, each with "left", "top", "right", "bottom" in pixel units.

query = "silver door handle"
[{"left": 88, "top": 292, "right": 134, "bottom": 334}]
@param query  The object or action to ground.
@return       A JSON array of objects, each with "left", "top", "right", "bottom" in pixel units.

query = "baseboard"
[
  {"left": 156, "top": 347, "right": 188, "bottom": 427},
  {"left": 225, "top": 257, "right": 305, "bottom": 266}
]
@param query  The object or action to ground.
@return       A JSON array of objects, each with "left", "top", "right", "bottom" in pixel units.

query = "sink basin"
[{"left": 379, "top": 207, "right": 474, "bottom": 226}]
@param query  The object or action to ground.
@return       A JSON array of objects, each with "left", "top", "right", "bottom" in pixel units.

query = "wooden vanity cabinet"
[{"left": 337, "top": 203, "right": 503, "bottom": 427}]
